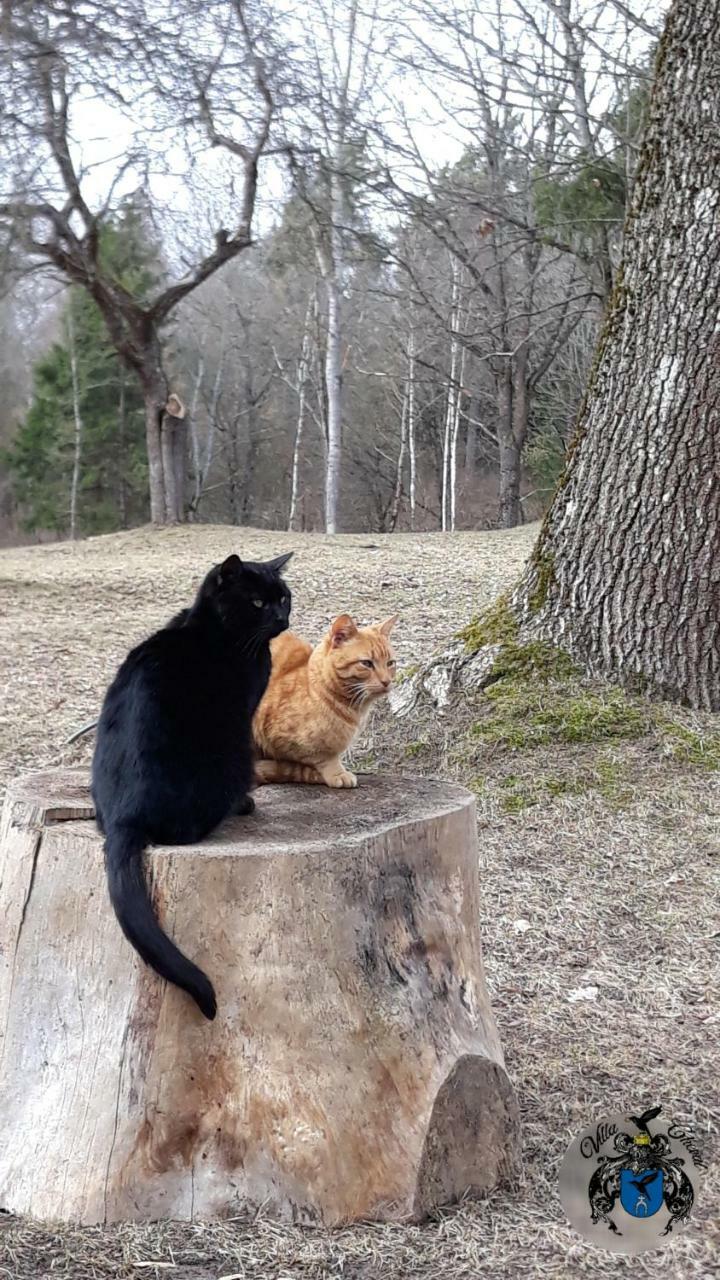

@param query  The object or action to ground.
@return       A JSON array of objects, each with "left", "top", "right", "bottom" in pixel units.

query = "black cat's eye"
[{"left": 252, "top": 597, "right": 264, "bottom": 609}]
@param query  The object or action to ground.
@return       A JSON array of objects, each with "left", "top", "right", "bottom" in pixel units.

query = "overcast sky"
[{"left": 21, "top": 0, "right": 667, "bottom": 277}]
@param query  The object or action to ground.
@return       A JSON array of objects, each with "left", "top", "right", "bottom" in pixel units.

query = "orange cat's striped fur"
[{"left": 253, "top": 614, "right": 397, "bottom": 788}]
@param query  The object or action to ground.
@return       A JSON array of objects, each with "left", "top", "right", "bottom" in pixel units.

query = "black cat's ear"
[
  {"left": 218, "top": 554, "right": 243, "bottom": 584},
  {"left": 268, "top": 552, "right": 293, "bottom": 574}
]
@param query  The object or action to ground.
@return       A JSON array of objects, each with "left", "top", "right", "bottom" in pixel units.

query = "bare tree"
[
  {"left": 290, "top": 0, "right": 393, "bottom": 532},
  {"left": 0, "top": 1, "right": 280, "bottom": 523},
  {"left": 382, "top": 0, "right": 660, "bottom": 525}
]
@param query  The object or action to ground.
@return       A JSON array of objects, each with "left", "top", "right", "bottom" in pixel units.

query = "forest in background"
[{"left": 0, "top": 0, "right": 664, "bottom": 542}]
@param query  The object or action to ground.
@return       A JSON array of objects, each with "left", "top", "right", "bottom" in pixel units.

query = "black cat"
[{"left": 91, "top": 552, "right": 292, "bottom": 1020}]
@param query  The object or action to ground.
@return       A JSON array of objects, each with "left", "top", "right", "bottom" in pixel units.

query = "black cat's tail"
[{"left": 104, "top": 826, "right": 217, "bottom": 1020}]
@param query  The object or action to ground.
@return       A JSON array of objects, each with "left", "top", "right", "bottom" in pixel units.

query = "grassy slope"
[{"left": 1, "top": 525, "right": 718, "bottom": 1280}]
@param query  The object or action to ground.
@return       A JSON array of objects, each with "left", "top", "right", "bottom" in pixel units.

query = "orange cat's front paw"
[{"left": 327, "top": 768, "right": 358, "bottom": 789}]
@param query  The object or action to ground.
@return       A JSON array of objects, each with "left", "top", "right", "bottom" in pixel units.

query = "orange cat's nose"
[{"left": 380, "top": 678, "right": 391, "bottom": 689}]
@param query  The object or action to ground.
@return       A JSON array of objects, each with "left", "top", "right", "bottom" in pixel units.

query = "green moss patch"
[
  {"left": 497, "top": 758, "right": 632, "bottom": 813},
  {"left": 471, "top": 686, "right": 650, "bottom": 751},
  {"left": 527, "top": 550, "right": 555, "bottom": 614},
  {"left": 661, "top": 723, "right": 720, "bottom": 770},
  {"left": 396, "top": 663, "right": 420, "bottom": 683},
  {"left": 487, "top": 639, "right": 577, "bottom": 685},
  {"left": 457, "top": 595, "right": 574, "bottom": 684},
  {"left": 457, "top": 594, "right": 517, "bottom": 652}
]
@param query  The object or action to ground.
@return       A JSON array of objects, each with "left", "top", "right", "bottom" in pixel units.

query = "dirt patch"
[{"left": 1, "top": 521, "right": 718, "bottom": 1280}]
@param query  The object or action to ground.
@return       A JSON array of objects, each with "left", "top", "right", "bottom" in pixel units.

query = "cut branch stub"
[
  {"left": 164, "top": 393, "right": 186, "bottom": 419},
  {"left": 0, "top": 768, "right": 519, "bottom": 1226}
]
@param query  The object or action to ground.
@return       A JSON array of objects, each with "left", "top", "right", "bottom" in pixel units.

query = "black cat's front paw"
[{"left": 236, "top": 794, "right": 255, "bottom": 816}]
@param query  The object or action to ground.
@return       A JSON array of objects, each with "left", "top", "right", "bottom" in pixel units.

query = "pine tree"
[{"left": 7, "top": 203, "right": 160, "bottom": 535}]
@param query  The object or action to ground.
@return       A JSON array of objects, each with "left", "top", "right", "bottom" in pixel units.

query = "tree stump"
[{"left": 0, "top": 769, "right": 519, "bottom": 1226}]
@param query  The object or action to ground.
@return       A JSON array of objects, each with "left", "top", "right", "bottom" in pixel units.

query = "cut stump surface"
[{"left": 0, "top": 769, "right": 519, "bottom": 1225}]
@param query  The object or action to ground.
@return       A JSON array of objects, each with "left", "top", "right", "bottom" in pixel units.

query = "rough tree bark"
[
  {"left": 515, "top": 0, "right": 720, "bottom": 710},
  {"left": 140, "top": 350, "right": 185, "bottom": 525},
  {"left": 160, "top": 393, "right": 188, "bottom": 525},
  {"left": 0, "top": 769, "right": 519, "bottom": 1226}
]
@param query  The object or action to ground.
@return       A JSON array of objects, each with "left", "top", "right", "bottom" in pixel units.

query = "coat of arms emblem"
[
  {"left": 559, "top": 1105, "right": 702, "bottom": 1253},
  {"left": 588, "top": 1107, "right": 694, "bottom": 1236}
]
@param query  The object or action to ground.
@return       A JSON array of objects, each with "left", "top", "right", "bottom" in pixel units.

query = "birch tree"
[
  {"left": 283, "top": 293, "right": 317, "bottom": 531},
  {"left": 292, "top": 0, "right": 392, "bottom": 532}
]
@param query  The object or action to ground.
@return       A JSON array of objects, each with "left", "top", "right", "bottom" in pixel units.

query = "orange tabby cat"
[{"left": 253, "top": 613, "right": 398, "bottom": 788}]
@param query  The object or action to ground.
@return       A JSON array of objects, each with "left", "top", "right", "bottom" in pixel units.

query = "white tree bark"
[
  {"left": 323, "top": 171, "right": 345, "bottom": 534},
  {"left": 188, "top": 335, "right": 206, "bottom": 514},
  {"left": 388, "top": 379, "right": 408, "bottom": 532},
  {"left": 407, "top": 322, "right": 417, "bottom": 529},
  {"left": 449, "top": 342, "right": 466, "bottom": 533},
  {"left": 289, "top": 294, "right": 315, "bottom": 531},
  {"left": 442, "top": 257, "right": 461, "bottom": 532},
  {"left": 307, "top": 0, "right": 381, "bottom": 534},
  {"left": 0, "top": 768, "right": 519, "bottom": 1226}
]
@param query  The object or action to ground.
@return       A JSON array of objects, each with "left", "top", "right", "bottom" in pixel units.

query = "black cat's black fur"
[{"left": 91, "top": 552, "right": 292, "bottom": 1020}]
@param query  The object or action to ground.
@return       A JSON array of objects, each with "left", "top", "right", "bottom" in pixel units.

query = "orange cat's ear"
[
  {"left": 378, "top": 614, "right": 399, "bottom": 637},
  {"left": 329, "top": 614, "right": 357, "bottom": 647}
]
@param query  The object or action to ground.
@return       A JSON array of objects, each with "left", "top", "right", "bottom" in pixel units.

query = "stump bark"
[{"left": 0, "top": 769, "right": 519, "bottom": 1226}]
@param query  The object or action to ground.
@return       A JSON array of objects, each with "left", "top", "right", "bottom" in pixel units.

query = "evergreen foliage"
[{"left": 6, "top": 203, "right": 160, "bottom": 535}]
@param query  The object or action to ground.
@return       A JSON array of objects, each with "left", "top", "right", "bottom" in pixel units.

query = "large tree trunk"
[
  {"left": 139, "top": 353, "right": 172, "bottom": 526},
  {"left": 0, "top": 769, "right": 519, "bottom": 1226},
  {"left": 515, "top": 0, "right": 720, "bottom": 709},
  {"left": 161, "top": 395, "right": 187, "bottom": 525}
]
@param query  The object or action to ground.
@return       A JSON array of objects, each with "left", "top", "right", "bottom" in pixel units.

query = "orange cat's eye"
[
  {"left": 359, "top": 659, "right": 374, "bottom": 668},
  {"left": 388, "top": 659, "right": 396, "bottom": 667}
]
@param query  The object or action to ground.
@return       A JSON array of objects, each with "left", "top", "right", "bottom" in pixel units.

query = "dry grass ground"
[{"left": 0, "top": 523, "right": 718, "bottom": 1280}]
